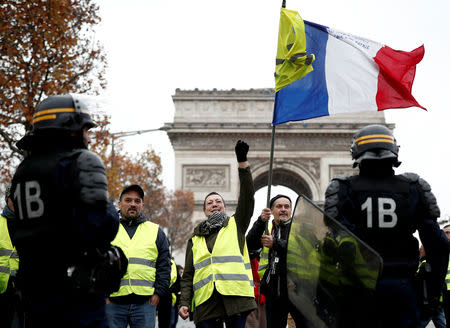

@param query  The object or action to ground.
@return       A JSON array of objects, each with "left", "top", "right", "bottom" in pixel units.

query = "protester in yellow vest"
[
  {"left": 247, "top": 195, "right": 314, "bottom": 328},
  {"left": 179, "top": 140, "right": 256, "bottom": 327},
  {"left": 106, "top": 184, "right": 170, "bottom": 328},
  {"left": 0, "top": 188, "right": 20, "bottom": 328}
]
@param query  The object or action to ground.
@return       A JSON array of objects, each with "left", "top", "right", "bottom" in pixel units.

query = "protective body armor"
[
  {"left": 325, "top": 173, "right": 440, "bottom": 275},
  {"left": 11, "top": 148, "right": 113, "bottom": 292},
  {"left": 191, "top": 217, "right": 254, "bottom": 307}
]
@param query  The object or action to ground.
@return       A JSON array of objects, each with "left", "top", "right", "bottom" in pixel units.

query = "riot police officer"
[
  {"left": 324, "top": 124, "right": 448, "bottom": 328},
  {"left": 9, "top": 94, "right": 124, "bottom": 328}
]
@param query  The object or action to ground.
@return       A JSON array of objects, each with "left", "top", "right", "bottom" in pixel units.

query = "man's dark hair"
[
  {"left": 269, "top": 194, "right": 292, "bottom": 209},
  {"left": 120, "top": 184, "right": 144, "bottom": 201},
  {"left": 203, "top": 191, "right": 226, "bottom": 210},
  {"left": 443, "top": 224, "right": 450, "bottom": 229}
]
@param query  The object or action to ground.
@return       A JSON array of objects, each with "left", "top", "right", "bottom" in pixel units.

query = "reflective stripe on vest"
[
  {"left": 0, "top": 215, "right": 19, "bottom": 294},
  {"left": 337, "top": 235, "right": 378, "bottom": 290},
  {"left": 110, "top": 221, "right": 159, "bottom": 297},
  {"left": 170, "top": 259, "right": 178, "bottom": 306},
  {"left": 258, "top": 223, "right": 272, "bottom": 280},
  {"left": 170, "top": 259, "right": 177, "bottom": 287},
  {"left": 286, "top": 225, "right": 320, "bottom": 283},
  {"left": 243, "top": 241, "right": 253, "bottom": 287},
  {"left": 191, "top": 217, "right": 254, "bottom": 307},
  {"left": 446, "top": 255, "right": 450, "bottom": 290}
]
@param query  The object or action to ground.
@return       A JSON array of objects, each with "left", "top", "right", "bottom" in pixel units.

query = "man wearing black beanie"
[{"left": 247, "top": 194, "right": 313, "bottom": 328}]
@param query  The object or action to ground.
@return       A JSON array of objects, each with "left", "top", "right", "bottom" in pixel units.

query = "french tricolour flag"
[{"left": 273, "top": 20, "right": 426, "bottom": 125}]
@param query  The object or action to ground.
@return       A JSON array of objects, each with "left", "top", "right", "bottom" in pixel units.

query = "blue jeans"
[
  {"left": 169, "top": 305, "right": 179, "bottom": 328},
  {"left": 197, "top": 314, "right": 247, "bottom": 328},
  {"left": 105, "top": 301, "right": 156, "bottom": 328},
  {"left": 418, "top": 309, "right": 447, "bottom": 328}
]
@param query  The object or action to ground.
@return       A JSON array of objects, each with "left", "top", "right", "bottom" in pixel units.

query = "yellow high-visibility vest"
[
  {"left": 191, "top": 216, "right": 254, "bottom": 307},
  {"left": 170, "top": 259, "right": 177, "bottom": 305},
  {"left": 337, "top": 235, "right": 378, "bottom": 290},
  {"left": 110, "top": 221, "right": 159, "bottom": 297},
  {"left": 446, "top": 255, "right": 450, "bottom": 291},
  {"left": 0, "top": 214, "right": 19, "bottom": 294},
  {"left": 286, "top": 226, "right": 320, "bottom": 284},
  {"left": 258, "top": 223, "right": 272, "bottom": 280}
]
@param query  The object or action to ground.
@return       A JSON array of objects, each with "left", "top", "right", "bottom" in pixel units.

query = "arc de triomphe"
[{"left": 163, "top": 88, "right": 392, "bottom": 220}]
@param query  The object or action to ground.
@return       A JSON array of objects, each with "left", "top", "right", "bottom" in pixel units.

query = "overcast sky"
[{"left": 94, "top": 0, "right": 450, "bottom": 221}]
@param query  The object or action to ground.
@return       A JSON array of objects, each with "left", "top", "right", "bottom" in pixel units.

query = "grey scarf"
[{"left": 197, "top": 212, "right": 229, "bottom": 236}]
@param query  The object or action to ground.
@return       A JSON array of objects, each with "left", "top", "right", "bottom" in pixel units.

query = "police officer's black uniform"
[
  {"left": 325, "top": 124, "right": 448, "bottom": 328},
  {"left": 9, "top": 95, "right": 123, "bottom": 328}
]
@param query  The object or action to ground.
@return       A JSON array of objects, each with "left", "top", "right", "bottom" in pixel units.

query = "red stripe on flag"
[{"left": 374, "top": 45, "right": 426, "bottom": 111}]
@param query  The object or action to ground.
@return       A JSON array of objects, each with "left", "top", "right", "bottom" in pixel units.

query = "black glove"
[{"left": 235, "top": 140, "right": 249, "bottom": 162}]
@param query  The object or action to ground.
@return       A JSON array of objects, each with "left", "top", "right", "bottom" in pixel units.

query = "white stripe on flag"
[{"left": 325, "top": 31, "right": 381, "bottom": 115}]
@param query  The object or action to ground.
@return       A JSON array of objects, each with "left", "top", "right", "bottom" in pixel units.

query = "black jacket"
[{"left": 246, "top": 217, "right": 291, "bottom": 299}]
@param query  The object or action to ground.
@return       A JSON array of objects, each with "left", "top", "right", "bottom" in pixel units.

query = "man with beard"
[
  {"left": 179, "top": 140, "right": 256, "bottom": 328},
  {"left": 106, "top": 184, "right": 170, "bottom": 328},
  {"left": 246, "top": 195, "right": 313, "bottom": 328}
]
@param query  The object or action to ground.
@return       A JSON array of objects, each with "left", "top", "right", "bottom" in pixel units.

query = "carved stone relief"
[
  {"left": 183, "top": 165, "right": 230, "bottom": 191},
  {"left": 169, "top": 134, "right": 351, "bottom": 152},
  {"left": 329, "top": 165, "right": 357, "bottom": 180}
]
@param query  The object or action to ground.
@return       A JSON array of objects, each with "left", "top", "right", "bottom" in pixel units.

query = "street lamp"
[{"left": 110, "top": 126, "right": 168, "bottom": 169}]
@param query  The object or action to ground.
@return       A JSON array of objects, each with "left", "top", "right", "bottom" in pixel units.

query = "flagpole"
[
  {"left": 265, "top": 0, "right": 286, "bottom": 235},
  {"left": 265, "top": 125, "right": 276, "bottom": 235}
]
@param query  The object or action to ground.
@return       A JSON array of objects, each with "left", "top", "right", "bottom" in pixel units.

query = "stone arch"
[
  {"left": 252, "top": 164, "right": 319, "bottom": 201},
  {"left": 165, "top": 88, "right": 391, "bottom": 216}
]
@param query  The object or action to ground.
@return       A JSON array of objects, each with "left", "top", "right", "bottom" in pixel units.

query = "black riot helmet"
[
  {"left": 32, "top": 94, "right": 96, "bottom": 132},
  {"left": 350, "top": 124, "right": 400, "bottom": 168},
  {"left": 17, "top": 94, "right": 96, "bottom": 150}
]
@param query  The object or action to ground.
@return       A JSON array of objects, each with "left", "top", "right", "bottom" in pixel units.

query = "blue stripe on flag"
[{"left": 273, "top": 21, "right": 330, "bottom": 125}]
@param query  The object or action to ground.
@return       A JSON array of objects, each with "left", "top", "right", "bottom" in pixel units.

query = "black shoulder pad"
[
  {"left": 334, "top": 174, "right": 351, "bottom": 182},
  {"left": 76, "top": 150, "right": 108, "bottom": 207},
  {"left": 325, "top": 174, "right": 349, "bottom": 198},
  {"left": 417, "top": 177, "right": 440, "bottom": 218},
  {"left": 325, "top": 179, "right": 341, "bottom": 198},
  {"left": 403, "top": 173, "right": 440, "bottom": 219},
  {"left": 325, "top": 179, "right": 342, "bottom": 220},
  {"left": 417, "top": 177, "right": 431, "bottom": 192},
  {"left": 400, "top": 172, "right": 420, "bottom": 183}
]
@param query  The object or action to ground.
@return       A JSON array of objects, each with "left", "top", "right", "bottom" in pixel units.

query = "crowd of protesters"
[{"left": 1, "top": 94, "right": 449, "bottom": 328}]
